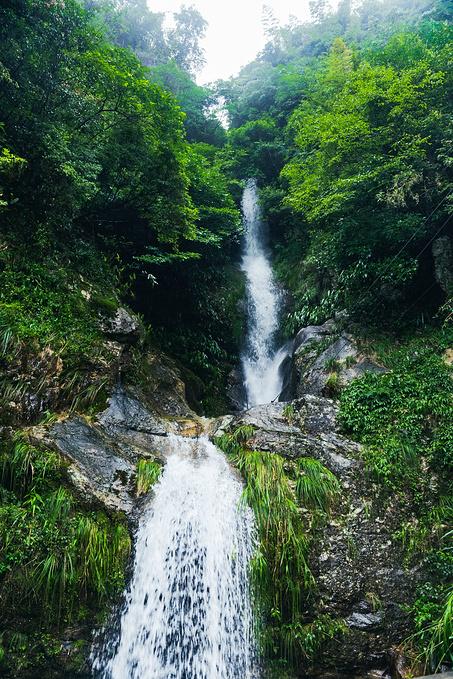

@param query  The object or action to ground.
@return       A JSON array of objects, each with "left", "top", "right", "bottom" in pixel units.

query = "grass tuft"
[
  {"left": 295, "top": 458, "right": 341, "bottom": 513},
  {"left": 136, "top": 459, "right": 162, "bottom": 496},
  {"left": 216, "top": 426, "right": 345, "bottom": 667}
]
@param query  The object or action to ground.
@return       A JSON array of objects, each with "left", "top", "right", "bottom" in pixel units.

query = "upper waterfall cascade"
[
  {"left": 241, "top": 179, "right": 288, "bottom": 407},
  {"left": 92, "top": 435, "right": 258, "bottom": 679}
]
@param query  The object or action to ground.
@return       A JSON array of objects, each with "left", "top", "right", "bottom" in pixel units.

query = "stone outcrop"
[
  {"left": 29, "top": 387, "right": 168, "bottom": 514},
  {"left": 28, "top": 381, "right": 200, "bottom": 516},
  {"left": 100, "top": 306, "right": 141, "bottom": 344},
  {"left": 130, "top": 350, "right": 194, "bottom": 418},
  {"left": 288, "top": 319, "right": 387, "bottom": 398},
  {"left": 212, "top": 397, "right": 422, "bottom": 677},
  {"left": 212, "top": 396, "right": 360, "bottom": 479},
  {"left": 225, "top": 366, "right": 246, "bottom": 412}
]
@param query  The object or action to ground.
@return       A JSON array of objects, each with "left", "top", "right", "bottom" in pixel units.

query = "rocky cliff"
[{"left": 0, "top": 313, "right": 435, "bottom": 678}]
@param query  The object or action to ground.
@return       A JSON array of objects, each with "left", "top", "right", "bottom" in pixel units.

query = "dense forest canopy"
[
  {"left": 219, "top": 0, "right": 452, "bottom": 330},
  {"left": 0, "top": 0, "right": 242, "bottom": 412}
]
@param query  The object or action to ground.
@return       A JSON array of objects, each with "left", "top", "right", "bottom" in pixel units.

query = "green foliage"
[
  {"left": 340, "top": 328, "right": 453, "bottom": 486},
  {"left": 295, "top": 458, "right": 341, "bottom": 513},
  {"left": 281, "top": 22, "right": 451, "bottom": 323},
  {"left": 136, "top": 459, "right": 162, "bottom": 497},
  {"left": 0, "top": 433, "right": 131, "bottom": 627},
  {"left": 0, "top": 435, "right": 60, "bottom": 498},
  {"left": 282, "top": 403, "right": 296, "bottom": 423},
  {"left": 83, "top": 0, "right": 207, "bottom": 75},
  {"left": 224, "top": 6, "right": 452, "bottom": 327},
  {"left": 226, "top": 119, "right": 287, "bottom": 182},
  {"left": 409, "top": 574, "right": 453, "bottom": 671},
  {"left": 281, "top": 615, "right": 347, "bottom": 665},
  {"left": 395, "top": 496, "right": 453, "bottom": 565},
  {"left": 150, "top": 62, "right": 225, "bottom": 145},
  {"left": 423, "top": 588, "right": 453, "bottom": 670},
  {"left": 235, "top": 448, "right": 314, "bottom": 662},
  {"left": 145, "top": 143, "right": 243, "bottom": 415},
  {"left": 0, "top": 253, "right": 103, "bottom": 355},
  {"left": 0, "top": 0, "right": 242, "bottom": 423},
  {"left": 216, "top": 426, "right": 344, "bottom": 667}
]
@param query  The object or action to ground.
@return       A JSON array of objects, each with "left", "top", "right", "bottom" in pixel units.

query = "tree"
[
  {"left": 167, "top": 5, "right": 207, "bottom": 75},
  {"left": 150, "top": 62, "right": 226, "bottom": 145}
]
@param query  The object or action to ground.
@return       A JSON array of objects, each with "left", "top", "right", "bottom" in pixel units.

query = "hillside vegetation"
[{"left": 0, "top": 0, "right": 451, "bottom": 675}]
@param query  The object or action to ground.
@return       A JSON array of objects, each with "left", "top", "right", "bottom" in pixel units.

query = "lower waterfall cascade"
[{"left": 91, "top": 435, "right": 258, "bottom": 679}]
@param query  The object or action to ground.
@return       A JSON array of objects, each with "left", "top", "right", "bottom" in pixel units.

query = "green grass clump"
[
  {"left": 0, "top": 434, "right": 131, "bottom": 626},
  {"left": 324, "top": 358, "right": 341, "bottom": 372},
  {"left": 281, "top": 615, "right": 347, "bottom": 665},
  {"left": 295, "top": 458, "right": 341, "bottom": 513},
  {"left": 424, "top": 588, "right": 453, "bottom": 670},
  {"left": 136, "top": 459, "right": 162, "bottom": 496},
  {"left": 90, "top": 293, "right": 119, "bottom": 316},
  {"left": 324, "top": 371, "right": 341, "bottom": 397},
  {"left": 282, "top": 403, "right": 296, "bottom": 424},
  {"left": 408, "top": 579, "right": 453, "bottom": 672},
  {"left": 216, "top": 426, "right": 344, "bottom": 668}
]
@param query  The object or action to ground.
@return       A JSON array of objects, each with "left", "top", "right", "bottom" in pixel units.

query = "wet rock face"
[
  {"left": 290, "top": 319, "right": 387, "bottom": 398},
  {"left": 98, "top": 386, "right": 167, "bottom": 437},
  {"left": 213, "top": 396, "right": 360, "bottom": 480},
  {"left": 30, "top": 387, "right": 172, "bottom": 514},
  {"left": 225, "top": 367, "right": 246, "bottom": 412},
  {"left": 101, "top": 307, "right": 141, "bottom": 343},
  {"left": 213, "top": 398, "right": 422, "bottom": 677},
  {"left": 34, "top": 415, "right": 137, "bottom": 514},
  {"left": 28, "top": 380, "right": 206, "bottom": 515},
  {"left": 132, "top": 351, "right": 194, "bottom": 418}
]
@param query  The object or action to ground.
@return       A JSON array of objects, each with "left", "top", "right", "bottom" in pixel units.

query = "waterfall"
[
  {"left": 241, "top": 178, "right": 287, "bottom": 407},
  {"left": 90, "top": 178, "right": 287, "bottom": 679},
  {"left": 92, "top": 434, "right": 258, "bottom": 679}
]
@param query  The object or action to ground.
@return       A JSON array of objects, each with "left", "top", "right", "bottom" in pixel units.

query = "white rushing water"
[
  {"left": 91, "top": 178, "right": 287, "bottom": 679},
  {"left": 241, "top": 178, "right": 287, "bottom": 407},
  {"left": 92, "top": 434, "right": 258, "bottom": 679}
]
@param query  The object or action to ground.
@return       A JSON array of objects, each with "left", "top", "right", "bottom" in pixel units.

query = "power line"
[{"left": 356, "top": 191, "right": 452, "bottom": 307}]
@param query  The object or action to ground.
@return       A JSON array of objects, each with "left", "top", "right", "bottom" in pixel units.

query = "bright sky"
[{"left": 149, "top": 0, "right": 313, "bottom": 84}]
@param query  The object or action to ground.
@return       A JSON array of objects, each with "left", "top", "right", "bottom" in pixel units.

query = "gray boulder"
[
  {"left": 225, "top": 367, "right": 246, "bottom": 411},
  {"left": 290, "top": 320, "right": 387, "bottom": 398},
  {"left": 31, "top": 416, "right": 137, "bottom": 514},
  {"left": 101, "top": 307, "right": 141, "bottom": 343},
  {"left": 29, "top": 387, "right": 172, "bottom": 514}
]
